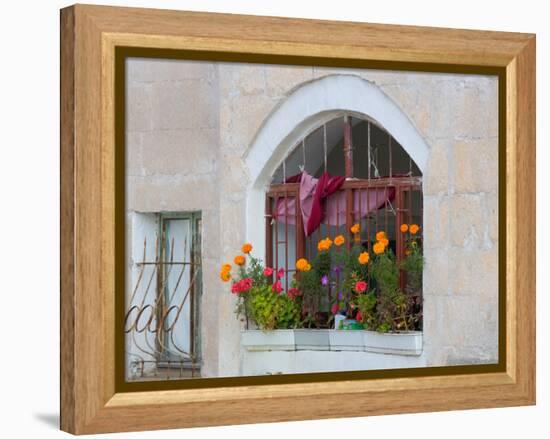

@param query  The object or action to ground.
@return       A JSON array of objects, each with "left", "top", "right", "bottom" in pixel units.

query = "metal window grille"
[{"left": 265, "top": 116, "right": 423, "bottom": 326}]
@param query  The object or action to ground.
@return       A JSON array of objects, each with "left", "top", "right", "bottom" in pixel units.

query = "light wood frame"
[{"left": 60, "top": 4, "right": 536, "bottom": 434}]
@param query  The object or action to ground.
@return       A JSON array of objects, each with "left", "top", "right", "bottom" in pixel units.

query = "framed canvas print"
[{"left": 60, "top": 4, "right": 536, "bottom": 434}]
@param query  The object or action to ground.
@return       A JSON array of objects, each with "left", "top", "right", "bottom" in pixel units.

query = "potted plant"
[
  {"left": 221, "top": 223, "right": 424, "bottom": 356},
  {"left": 220, "top": 243, "right": 302, "bottom": 351}
]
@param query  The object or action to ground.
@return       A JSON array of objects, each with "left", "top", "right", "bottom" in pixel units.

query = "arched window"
[{"left": 265, "top": 114, "right": 423, "bottom": 326}]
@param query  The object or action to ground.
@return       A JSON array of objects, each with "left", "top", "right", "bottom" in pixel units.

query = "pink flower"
[
  {"left": 263, "top": 267, "right": 274, "bottom": 277},
  {"left": 271, "top": 280, "right": 283, "bottom": 294},
  {"left": 288, "top": 288, "right": 301, "bottom": 300},
  {"left": 355, "top": 281, "right": 367, "bottom": 293},
  {"left": 276, "top": 268, "right": 285, "bottom": 280},
  {"left": 356, "top": 311, "right": 363, "bottom": 322},
  {"left": 331, "top": 303, "right": 339, "bottom": 315}
]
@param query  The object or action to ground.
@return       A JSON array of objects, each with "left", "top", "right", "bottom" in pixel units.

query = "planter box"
[
  {"left": 241, "top": 329, "right": 295, "bottom": 351},
  {"left": 329, "top": 330, "right": 365, "bottom": 351},
  {"left": 241, "top": 329, "right": 423, "bottom": 356},
  {"left": 294, "top": 329, "right": 330, "bottom": 350},
  {"left": 363, "top": 330, "right": 423, "bottom": 356}
]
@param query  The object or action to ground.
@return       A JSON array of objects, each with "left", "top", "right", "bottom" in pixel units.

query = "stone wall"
[{"left": 126, "top": 58, "right": 499, "bottom": 377}]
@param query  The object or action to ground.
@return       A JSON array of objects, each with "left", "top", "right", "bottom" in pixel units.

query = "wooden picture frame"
[{"left": 60, "top": 4, "right": 536, "bottom": 434}]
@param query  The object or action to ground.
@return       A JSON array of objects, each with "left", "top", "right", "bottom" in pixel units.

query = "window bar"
[
  {"left": 384, "top": 134, "right": 390, "bottom": 237},
  {"left": 274, "top": 194, "right": 279, "bottom": 276},
  {"left": 389, "top": 134, "right": 393, "bottom": 182},
  {"left": 344, "top": 115, "right": 354, "bottom": 248},
  {"left": 366, "top": 122, "right": 371, "bottom": 250},
  {"left": 283, "top": 163, "right": 289, "bottom": 292},
  {"left": 396, "top": 182, "right": 404, "bottom": 267},
  {"left": 367, "top": 122, "right": 371, "bottom": 180},
  {"left": 375, "top": 163, "right": 379, "bottom": 238},
  {"left": 336, "top": 185, "right": 341, "bottom": 292},
  {"left": 384, "top": 185, "right": 389, "bottom": 238},
  {"left": 265, "top": 195, "right": 273, "bottom": 269},
  {"left": 294, "top": 191, "right": 306, "bottom": 260}
]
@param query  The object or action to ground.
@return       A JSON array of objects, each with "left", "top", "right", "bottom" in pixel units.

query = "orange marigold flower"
[
  {"left": 373, "top": 241, "right": 386, "bottom": 255},
  {"left": 241, "top": 243, "right": 253, "bottom": 254},
  {"left": 334, "top": 235, "right": 345, "bottom": 246},
  {"left": 317, "top": 237, "right": 333, "bottom": 252},
  {"left": 221, "top": 263, "right": 231, "bottom": 273},
  {"left": 375, "top": 231, "right": 387, "bottom": 241},
  {"left": 234, "top": 255, "right": 246, "bottom": 266},
  {"left": 350, "top": 223, "right": 360, "bottom": 234},
  {"left": 410, "top": 224, "right": 420, "bottom": 235},
  {"left": 353, "top": 234, "right": 361, "bottom": 242},
  {"left": 379, "top": 237, "right": 389, "bottom": 247},
  {"left": 220, "top": 270, "right": 231, "bottom": 282},
  {"left": 305, "top": 263, "right": 312, "bottom": 271},
  {"left": 400, "top": 224, "right": 409, "bottom": 233},
  {"left": 296, "top": 258, "right": 310, "bottom": 272},
  {"left": 358, "top": 251, "right": 370, "bottom": 265}
]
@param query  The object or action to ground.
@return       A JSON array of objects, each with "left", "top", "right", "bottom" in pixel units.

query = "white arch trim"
[{"left": 244, "top": 74, "right": 430, "bottom": 260}]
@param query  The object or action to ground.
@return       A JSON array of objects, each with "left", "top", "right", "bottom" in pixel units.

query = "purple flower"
[
  {"left": 338, "top": 292, "right": 343, "bottom": 301},
  {"left": 333, "top": 265, "right": 342, "bottom": 275},
  {"left": 321, "top": 275, "right": 329, "bottom": 286}
]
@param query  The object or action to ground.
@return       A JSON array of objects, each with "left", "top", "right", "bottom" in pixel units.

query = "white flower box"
[
  {"left": 240, "top": 329, "right": 295, "bottom": 351},
  {"left": 363, "top": 330, "right": 423, "bottom": 356},
  {"left": 294, "top": 329, "right": 330, "bottom": 350},
  {"left": 329, "top": 330, "right": 365, "bottom": 351},
  {"left": 240, "top": 329, "right": 423, "bottom": 356}
]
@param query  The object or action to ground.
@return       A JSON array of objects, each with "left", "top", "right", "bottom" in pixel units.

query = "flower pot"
[
  {"left": 363, "top": 330, "right": 423, "bottom": 356},
  {"left": 329, "top": 330, "right": 365, "bottom": 351},
  {"left": 240, "top": 329, "right": 295, "bottom": 351},
  {"left": 293, "top": 329, "right": 330, "bottom": 350}
]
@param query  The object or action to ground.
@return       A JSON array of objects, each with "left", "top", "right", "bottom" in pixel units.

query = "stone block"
[
  {"left": 140, "top": 128, "right": 218, "bottom": 176},
  {"left": 484, "top": 192, "right": 499, "bottom": 245},
  {"left": 219, "top": 93, "right": 277, "bottom": 153},
  {"left": 127, "top": 83, "right": 153, "bottom": 132},
  {"left": 449, "top": 194, "right": 483, "bottom": 249},
  {"left": 201, "top": 209, "right": 221, "bottom": 260},
  {"left": 264, "top": 64, "right": 314, "bottom": 98},
  {"left": 428, "top": 78, "right": 498, "bottom": 139},
  {"left": 218, "top": 63, "right": 266, "bottom": 96},
  {"left": 151, "top": 79, "right": 218, "bottom": 130},
  {"left": 423, "top": 140, "right": 450, "bottom": 195},
  {"left": 423, "top": 247, "right": 450, "bottom": 296},
  {"left": 423, "top": 195, "right": 450, "bottom": 249},
  {"left": 449, "top": 248, "right": 498, "bottom": 297},
  {"left": 127, "top": 174, "right": 217, "bottom": 212},
  {"left": 450, "top": 139, "right": 498, "bottom": 194},
  {"left": 127, "top": 57, "right": 216, "bottom": 82},
  {"left": 126, "top": 132, "right": 143, "bottom": 176}
]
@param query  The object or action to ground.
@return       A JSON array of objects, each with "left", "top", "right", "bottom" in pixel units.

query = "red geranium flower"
[
  {"left": 263, "top": 267, "right": 274, "bottom": 277},
  {"left": 355, "top": 281, "right": 367, "bottom": 293},
  {"left": 276, "top": 268, "right": 285, "bottom": 280},
  {"left": 271, "top": 280, "right": 283, "bottom": 294},
  {"left": 231, "top": 277, "right": 254, "bottom": 294},
  {"left": 288, "top": 288, "right": 301, "bottom": 300}
]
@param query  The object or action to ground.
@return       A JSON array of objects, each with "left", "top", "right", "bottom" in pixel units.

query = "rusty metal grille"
[{"left": 125, "top": 212, "right": 202, "bottom": 381}]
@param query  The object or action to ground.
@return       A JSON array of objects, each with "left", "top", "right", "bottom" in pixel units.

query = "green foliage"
[
  {"left": 248, "top": 285, "right": 301, "bottom": 330},
  {"left": 239, "top": 254, "right": 268, "bottom": 288},
  {"left": 355, "top": 290, "right": 377, "bottom": 329},
  {"left": 400, "top": 242, "right": 424, "bottom": 293}
]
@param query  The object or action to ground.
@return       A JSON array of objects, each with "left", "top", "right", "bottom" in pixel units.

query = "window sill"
[{"left": 241, "top": 329, "right": 423, "bottom": 356}]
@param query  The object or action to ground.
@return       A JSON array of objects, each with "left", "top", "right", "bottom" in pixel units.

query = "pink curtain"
[{"left": 273, "top": 172, "right": 394, "bottom": 236}]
